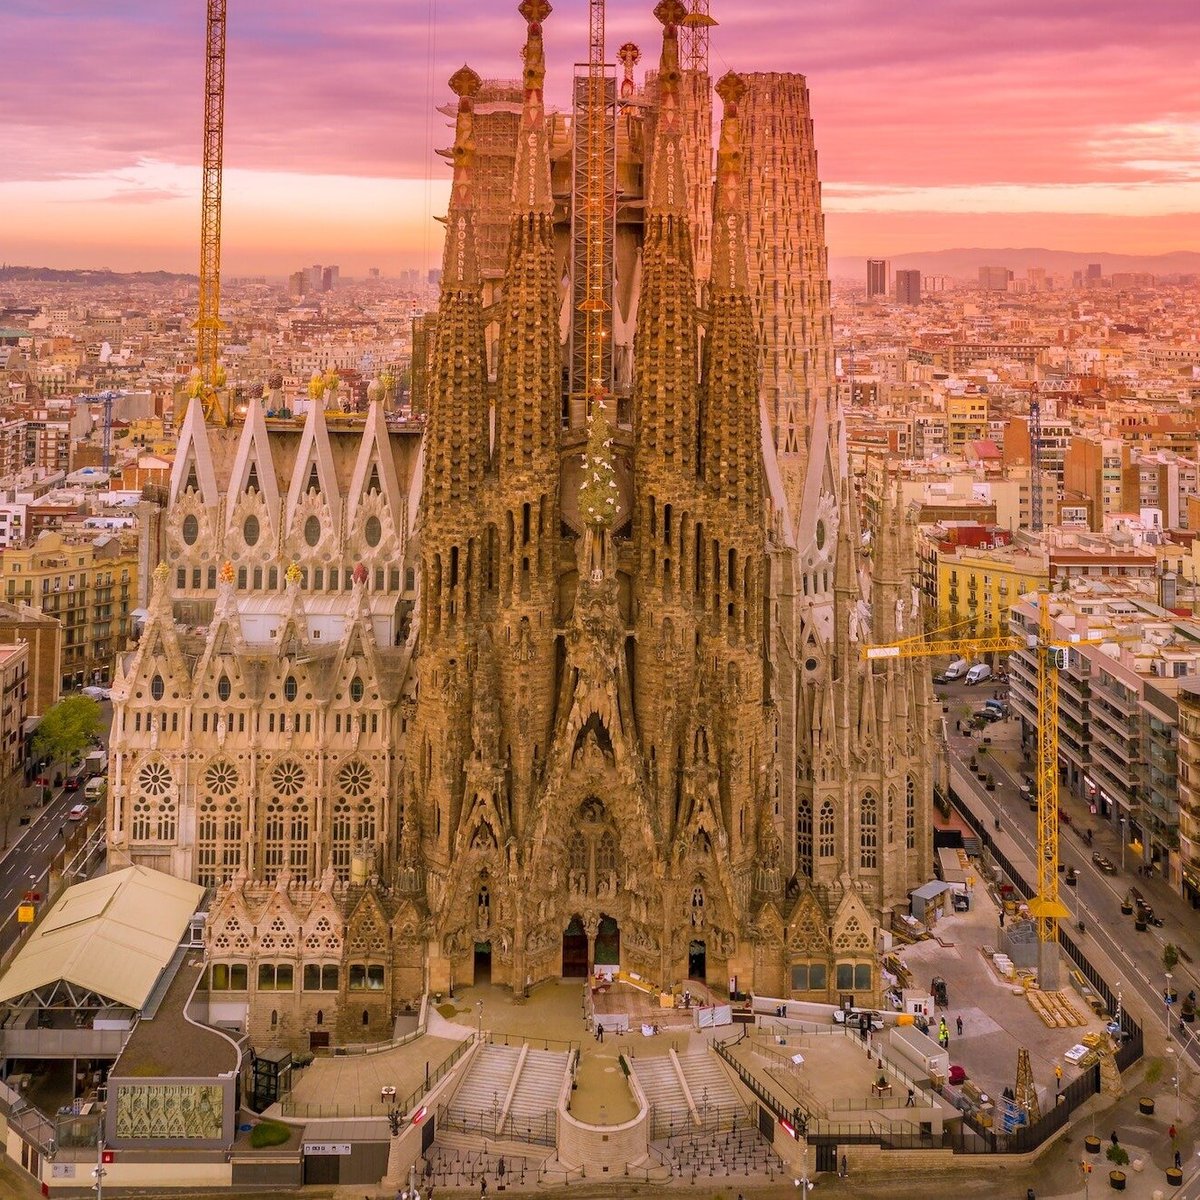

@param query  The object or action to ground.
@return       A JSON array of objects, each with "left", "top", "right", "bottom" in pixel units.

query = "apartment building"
[
  {"left": 1009, "top": 587, "right": 1192, "bottom": 892},
  {"left": 0, "top": 530, "right": 137, "bottom": 690},
  {"left": 0, "top": 642, "right": 29, "bottom": 845}
]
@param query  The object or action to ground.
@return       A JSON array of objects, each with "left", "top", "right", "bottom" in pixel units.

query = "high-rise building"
[
  {"left": 894, "top": 269, "right": 921, "bottom": 305},
  {"left": 321, "top": 265, "right": 340, "bottom": 291},
  {"left": 1087, "top": 262, "right": 1102, "bottom": 281},
  {"left": 978, "top": 265, "right": 1011, "bottom": 291},
  {"left": 110, "top": 2, "right": 934, "bottom": 1048},
  {"left": 866, "top": 258, "right": 890, "bottom": 298}
]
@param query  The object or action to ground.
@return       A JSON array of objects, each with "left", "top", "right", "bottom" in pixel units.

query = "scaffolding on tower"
[{"left": 568, "top": 0, "right": 616, "bottom": 426}]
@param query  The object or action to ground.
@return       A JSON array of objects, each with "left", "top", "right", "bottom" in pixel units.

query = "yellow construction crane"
[
  {"left": 864, "top": 594, "right": 1112, "bottom": 947},
  {"left": 195, "top": 0, "right": 228, "bottom": 426}
]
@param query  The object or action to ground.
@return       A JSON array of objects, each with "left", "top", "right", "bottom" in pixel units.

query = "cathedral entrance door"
[
  {"left": 562, "top": 916, "right": 589, "bottom": 978},
  {"left": 474, "top": 941, "right": 492, "bottom": 985},
  {"left": 688, "top": 939, "right": 707, "bottom": 983},
  {"left": 594, "top": 915, "right": 620, "bottom": 971}
]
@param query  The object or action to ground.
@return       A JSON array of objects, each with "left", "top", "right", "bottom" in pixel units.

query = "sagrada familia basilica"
[{"left": 108, "top": 1, "right": 938, "bottom": 1048}]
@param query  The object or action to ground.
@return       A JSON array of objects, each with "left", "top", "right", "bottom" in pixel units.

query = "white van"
[
  {"left": 84, "top": 777, "right": 107, "bottom": 803},
  {"left": 941, "top": 658, "right": 969, "bottom": 681},
  {"left": 964, "top": 663, "right": 993, "bottom": 686}
]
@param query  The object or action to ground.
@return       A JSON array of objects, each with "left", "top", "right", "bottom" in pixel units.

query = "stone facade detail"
[{"left": 109, "top": 2, "right": 937, "bottom": 1051}]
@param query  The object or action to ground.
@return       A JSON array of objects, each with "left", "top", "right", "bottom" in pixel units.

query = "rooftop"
[
  {"left": 0, "top": 865, "right": 204, "bottom": 1010},
  {"left": 112, "top": 957, "right": 239, "bottom": 1080}
]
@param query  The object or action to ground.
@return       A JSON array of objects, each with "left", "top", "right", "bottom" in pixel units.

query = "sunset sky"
[{"left": 2, "top": 0, "right": 1197, "bottom": 275}]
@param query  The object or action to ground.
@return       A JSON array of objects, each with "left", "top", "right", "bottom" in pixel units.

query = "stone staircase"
[
  {"left": 677, "top": 1051, "right": 742, "bottom": 1116},
  {"left": 446, "top": 1043, "right": 521, "bottom": 1128},
  {"left": 507, "top": 1047, "right": 570, "bottom": 1123},
  {"left": 630, "top": 1055, "right": 689, "bottom": 1125}
]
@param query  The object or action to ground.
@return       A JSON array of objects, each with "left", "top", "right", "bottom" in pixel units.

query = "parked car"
[
  {"left": 942, "top": 658, "right": 969, "bottom": 681},
  {"left": 82, "top": 685, "right": 111, "bottom": 701},
  {"left": 964, "top": 663, "right": 993, "bottom": 686},
  {"left": 68, "top": 803, "right": 88, "bottom": 821}
]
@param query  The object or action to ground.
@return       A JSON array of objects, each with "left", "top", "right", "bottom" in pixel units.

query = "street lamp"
[
  {"left": 1119, "top": 815, "right": 1126, "bottom": 872},
  {"left": 1165, "top": 973, "right": 1174, "bottom": 1038},
  {"left": 1167, "top": 1046, "right": 1180, "bottom": 1121},
  {"left": 476, "top": 999, "right": 484, "bottom": 1042}
]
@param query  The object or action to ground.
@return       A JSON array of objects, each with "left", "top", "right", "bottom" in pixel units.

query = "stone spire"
[
  {"left": 701, "top": 71, "right": 762, "bottom": 520},
  {"left": 496, "top": 1, "right": 559, "bottom": 485},
  {"left": 425, "top": 64, "right": 489, "bottom": 519},
  {"left": 634, "top": 0, "right": 699, "bottom": 477},
  {"left": 510, "top": 0, "right": 553, "bottom": 216}
]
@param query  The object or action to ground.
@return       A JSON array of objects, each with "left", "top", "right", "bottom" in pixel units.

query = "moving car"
[{"left": 68, "top": 803, "right": 88, "bottom": 821}]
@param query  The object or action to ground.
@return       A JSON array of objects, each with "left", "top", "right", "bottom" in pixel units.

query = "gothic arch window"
[
  {"left": 906, "top": 776, "right": 916, "bottom": 850},
  {"left": 477, "top": 884, "right": 490, "bottom": 928},
  {"left": 132, "top": 761, "right": 176, "bottom": 843},
  {"left": 217, "top": 674, "right": 232, "bottom": 701},
  {"left": 567, "top": 831, "right": 587, "bottom": 874},
  {"left": 859, "top": 791, "right": 878, "bottom": 870},
  {"left": 818, "top": 799, "right": 835, "bottom": 859},
  {"left": 330, "top": 760, "right": 378, "bottom": 881},
  {"left": 150, "top": 674, "right": 165, "bottom": 701},
  {"left": 197, "top": 760, "right": 242, "bottom": 885},
  {"left": 887, "top": 786, "right": 896, "bottom": 845},
  {"left": 797, "top": 796, "right": 813, "bottom": 878},
  {"left": 264, "top": 759, "right": 309, "bottom": 882},
  {"left": 596, "top": 830, "right": 617, "bottom": 879}
]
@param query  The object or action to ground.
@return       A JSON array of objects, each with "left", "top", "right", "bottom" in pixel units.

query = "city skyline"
[{"left": 3, "top": 0, "right": 1199, "bottom": 274}]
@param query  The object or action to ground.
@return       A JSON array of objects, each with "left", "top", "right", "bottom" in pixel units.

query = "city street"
[
  {"left": 938, "top": 677, "right": 1200, "bottom": 1068},
  {"left": 0, "top": 700, "right": 112, "bottom": 961}
]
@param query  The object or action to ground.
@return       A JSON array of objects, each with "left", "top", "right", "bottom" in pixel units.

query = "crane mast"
[
  {"left": 196, "top": 0, "right": 228, "bottom": 426},
  {"left": 864, "top": 593, "right": 1099, "bottom": 960}
]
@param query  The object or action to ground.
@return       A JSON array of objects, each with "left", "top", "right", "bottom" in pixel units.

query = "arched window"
[
  {"left": 217, "top": 674, "right": 232, "bottom": 701},
  {"left": 181, "top": 514, "right": 199, "bottom": 546},
  {"left": 860, "top": 792, "right": 878, "bottom": 869},
  {"left": 797, "top": 796, "right": 813, "bottom": 877},
  {"left": 284, "top": 675, "right": 298, "bottom": 701},
  {"left": 150, "top": 674, "right": 165, "bottom": 701},
  {"left": 349, "top": 676, "right": 364, "bottom": 702},
  {"left": 264, "top": 759, "right": 308, "bottom": 882},
  {"left": 596, "top": 830, "right": 617, "bottom": 878},
  {"left": 818, "top": 800, "right": 835, "bottom": 859},
  {"left": 132, "top": 761, "right": 175, "bottom": 844},
  {"left": 568, "top": 831, "right": 587, "bottom": 874},
  {"left": 906, "top": 776, "right": 916, "bottom": 850}
]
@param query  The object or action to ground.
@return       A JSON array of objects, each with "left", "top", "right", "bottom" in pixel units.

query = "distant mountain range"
[
  {"left": 829, "top": 247, "right": 1200, "bottom": 281},
  {"left": 0, "top": 266, "right": 195, "bottom": 284}
]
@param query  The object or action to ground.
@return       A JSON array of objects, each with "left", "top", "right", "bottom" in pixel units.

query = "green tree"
[
  {"left": 31, "top": 695, "right": 103, "bottom": 773},
  {"left": 1163, "top": 942, "right": 1180, "bottom": 973}
]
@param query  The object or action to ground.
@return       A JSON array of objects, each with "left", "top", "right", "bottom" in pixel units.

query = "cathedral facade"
[{"left": 108, "top": 1, "right": 936, "bottom": 1051}]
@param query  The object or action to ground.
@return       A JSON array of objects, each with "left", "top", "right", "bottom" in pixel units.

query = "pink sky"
[{"left": 1, "top": 0, "right": 1197, "bottom": 274}]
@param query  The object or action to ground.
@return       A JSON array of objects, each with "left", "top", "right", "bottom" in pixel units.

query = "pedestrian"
[
  {"left": 59, "top": 824, "right": 64, "bottom": 838},
  {"left": 1054, "top": 1064, "right": 1062, "bottom": 1094},
  {"left": 999, "top": 908, "right": 1005, "bottom": 927},
  {"left": 481, "top": 1178, "right": 488, "bottom": 1197},
  {"left": 955, "top": 719, "right": 961, "bottom": 732},
  {"left": 597, "top": 1024, "right": 604, "bottom": 1043},
  {"left": 956, "top": 1016, "right": 963, "bottom": 1036},
  {"left": 840, "top": 1154, "right": 848, "bottom": 1180},
  {"left": 1176, "top": 1149, "right": 1183, "bottom": 1170},
  {"left": 1169, "top": 1123, "right": 1178, "bottom": 1141},
  {"left": 1110, "top": 1130, "right": 1119, "bottom": 1146},
  {"left": 906, "top": 1088, "right": 915, "bottom": 1107}
]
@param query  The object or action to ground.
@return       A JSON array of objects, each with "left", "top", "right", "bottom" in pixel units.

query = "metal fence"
[{"left": 439, "top": 1105, "right": 557, "bottom": 1147}]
